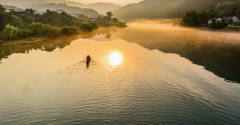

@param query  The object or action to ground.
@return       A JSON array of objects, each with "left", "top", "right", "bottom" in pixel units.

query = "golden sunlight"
[{"left": 109, "top": 52, "right": 123, "bottom": 65}]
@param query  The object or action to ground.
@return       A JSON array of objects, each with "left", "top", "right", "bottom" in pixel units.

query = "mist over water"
[{"left": 0, "top": 21, "right": 240, "bottom": 125}]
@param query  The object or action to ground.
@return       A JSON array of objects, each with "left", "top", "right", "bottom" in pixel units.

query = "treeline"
[
  {"left": 0, "top": 4, "right": 126, "bottom": 43},
  {"left": 0, "top": 4, "right": 97, "bottom": 43},
  {"left": 180, "top": 0, "right": 240, "bottom": 27},
  {"left": 181, "top": 10, "right": 228, "bottom": 29},
  {"left": 96, "top": 11, "right": 127, "bottom": 27},
  {"left": 180, "top": 0, "right": 240, "bottom": 29}
]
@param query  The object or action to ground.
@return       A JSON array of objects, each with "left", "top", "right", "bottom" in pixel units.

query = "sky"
[{"left": 72, "top": 0, "right": 143, "bottom": 5}]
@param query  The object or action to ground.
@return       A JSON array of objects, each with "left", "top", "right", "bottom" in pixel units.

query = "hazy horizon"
[{"left": 70, "top": 0, "right": 143, "bottom": 5}]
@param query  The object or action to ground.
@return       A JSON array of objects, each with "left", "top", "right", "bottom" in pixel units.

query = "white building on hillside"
[
  {"left": 223, "top": 16, "right": 239, "bottom": 23},
  {"left": 208, "top": 19, "right": 212, "bottom": 24},
  {"left": 86, "top": 18, "right": 96, "bottom": 22},
  {"left": 232, "top": 16, "right": 239, "bottom": 22},
  {"left": 70, "top": 13, "right": 78, "bottom": 18},
  {"left": 56, "top": 9, "right": 64, "bottom": 14},
  {"left": 216, "top": 18, "right": 222, "bottom": 22},
  {"left": 6, "top": 9, "right": 10, "bottom": 12}
]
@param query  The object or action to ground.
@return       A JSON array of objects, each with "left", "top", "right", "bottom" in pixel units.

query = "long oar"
[
  {"left": 80, "top": 60, "right": 86, "bottom": 62},
  {"left": 92, "top": 60, "right": 99, "bottom": 63}
]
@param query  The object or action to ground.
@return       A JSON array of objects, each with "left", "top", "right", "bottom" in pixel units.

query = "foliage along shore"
[
  {"left": 0, "top": 4, "right": 127, "bottom": 44},
  {"left": 179, "top": 0, "right": 240, "bottom": 30}
]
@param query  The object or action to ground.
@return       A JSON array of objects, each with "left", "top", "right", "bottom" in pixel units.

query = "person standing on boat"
[{"left": 83, "top": 55, "right": 91, "bottom": 67}]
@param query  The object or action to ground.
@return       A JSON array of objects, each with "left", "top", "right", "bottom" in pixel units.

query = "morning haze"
[
  {"left": 70, "top": 0, "right": 143, "bottom": 5},
  {"left": 0, "top": 0, "right": 240, "bottom": 124}
]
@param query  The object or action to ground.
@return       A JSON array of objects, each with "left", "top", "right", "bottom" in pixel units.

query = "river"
[{"left": 0, "top": 21, "right": 240, "bottom": 125}]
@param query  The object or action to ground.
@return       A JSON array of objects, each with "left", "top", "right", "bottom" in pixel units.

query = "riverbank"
[
  {"left": 0, "top": 37, "right": 48, "bottom": 46},
  {"left": 191, "top": 26, "right": 240, "bottom": 33}
]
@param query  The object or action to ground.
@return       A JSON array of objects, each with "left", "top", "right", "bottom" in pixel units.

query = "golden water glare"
[{"left": 109, "top": 52, "right": 123, "bottom": 65}]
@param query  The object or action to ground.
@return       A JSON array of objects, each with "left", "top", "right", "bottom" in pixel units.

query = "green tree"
[
  {"left": 0, "top": 25, "right": 18, "bottom": 40},
  {"left": 19, "top": 14, "right": 33, "bottom": 28},
  {"left": 0, "top": 4, "right": 11, "bottom": 31},
  {"left": 198, "top": 10, "right": 209, "bottom": 26},
  {"left": 221, "top": 19, "right": 225, "bottom": 23},
  {"left": 228, "top": 18, "right": 233, "bottom": 24},
  {"left": 112, "top": 18, "right": 118, "bottom": 22},
  {"left": 27, "top": 22, "right": 60, "bottom": 36},
  {"left": 106, "top": 11, "right": 113, "bottom": 20},
  {"left": 59, "top": 12, "right": 74, "bottom": 26},
  {"left": 33, "top": 13, "right": 43, "bottom": 22},
  {"left": 182, "top": 11, "right": 199, "bottom": 26},
  {"left": 17, "top": 29, "right": 33, "bottom": 38},
  {"left": 27, "top": 22, "right": 43, "bottom": 35},
  {"left": 25, "top": 8, "right": 29, "bottom": 14},
  {"left": 61, "top": 26, "right": 70, "bottom": 34},
  {"left": 209, "top": 20, "right": 227, "bottom": 29},
  {"left": 29, "top": 8, "right": 34, "bottom": 17},
  {"left": 80, "top": 23, "right": 98, "bottom": 31},
  {"left": 42, "top": 11, "right": 60, "bottom": 27},
  {"left": 7, "top": 15, "right": 24, "bottom": 28}
]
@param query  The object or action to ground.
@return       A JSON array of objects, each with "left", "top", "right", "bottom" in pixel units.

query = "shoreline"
[
  {"left": 0, "top": 37, "right": 48, "bottom": 46},
  {"left": 190, "top": 26, "right": 240, "bottom": 33}
]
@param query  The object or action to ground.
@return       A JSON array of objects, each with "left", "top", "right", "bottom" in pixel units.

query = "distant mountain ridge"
[
  {"left": 30, "top": 3, "right": 102, "bottom": 17},
  {"left": 113, "top": 0, "right": 184, "bottom": 19},
  {"left": 169, "top": 0, "right": 238, "bottom": 17},
  {"left": 0, "top": 0, "right": 102, "bottom": 17},
  {"left": 46, "top": 0, "right": 122, "bottom": 14},
  {"left": 113, "top": 0, "right": 238, "bottom": 19}
]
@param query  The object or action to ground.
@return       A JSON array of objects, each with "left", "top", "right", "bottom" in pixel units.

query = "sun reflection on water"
[{"left": 109, "top": 52, "right": 123, "bottom": 65}]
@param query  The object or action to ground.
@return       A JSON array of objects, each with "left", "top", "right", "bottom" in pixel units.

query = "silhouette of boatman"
[{"left": 83, "top": 55, "right": 91, "bottom": 67}]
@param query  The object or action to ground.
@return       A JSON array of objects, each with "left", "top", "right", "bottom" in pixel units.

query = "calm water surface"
[{"left": 0, "top": 22, "right": 240, "bottom": 125}]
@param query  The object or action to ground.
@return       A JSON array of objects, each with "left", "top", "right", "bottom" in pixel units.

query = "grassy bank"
[{"left": 221, "top": 27, "right": 240, "bottom": 32}]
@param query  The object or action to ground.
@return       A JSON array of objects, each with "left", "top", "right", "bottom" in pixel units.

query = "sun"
[{"left": 109, "top": 52, "right": 123, "bottom": 65}]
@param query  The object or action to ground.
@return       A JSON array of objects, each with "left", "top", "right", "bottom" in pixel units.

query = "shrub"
[
  {"left": 70, "top": 26, "right": 77, "bottom": 34},
  {"left": 209, "top": 21, "right": 228, "bottom": 29},
  {"left": 0, "top": 25, "right": 18, "bottom": 41},
  {"left": 117, "top": 22, "right": 127, "bottom": 27},
  {"left": 61, "top": 26, "right": 78, "bottom": 34},
  {"left": 61, "top": 26, "right": 71, "bottom": 34},
  {"left": 48, "top": 27, "right": 61, "bottom": 36},
  {"left": 74, "top": 21, "right": 83, "bottom": 27},
  {"left": 7, "top": 15, "right": 24, "bottom": 29},
  {"left": 27, "top": 22, "right": 43, "bottom": 35},
  {"left": 17, "top": 29, "right": 33, "bottom": 38},
  {"left": 89, "top": 23, "right": 99, "bottom": 29},
  {"left": 27, "top": 22, "right": 60, "bottom": 36},
  {"left": 12, "top": 27, "right": 18, "bottom": 38},
  {"left": 80, "top": 23, "right": 98, "bottom": 31}
]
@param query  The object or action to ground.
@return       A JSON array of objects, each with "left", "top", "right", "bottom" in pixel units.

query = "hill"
[
  {"left": 113, "top": 0, "right": 184, "bottom": 19},
  {"left": 45, "top": 0, "right": 121, "bottom": 15},
  {"left": 30, "top": 3, "right": 102, "bottom": 17},
  {"left": 0, "top": 0, "right": 102, "bottom": 17},
  {"left": 87, "top": 3, "right": 121, "bottom": 15},
  {"left": 169, "top": 0, "right": 238, "bottom": 18},
  {"left": 3, "top": 5, "right": 24, "bottom": 11},
  {"left": 0, "top": 0, "right": 47, "bottom": 7}
]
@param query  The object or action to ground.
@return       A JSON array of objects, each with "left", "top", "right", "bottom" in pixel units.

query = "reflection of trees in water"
[
  {"left": 181, "top": 32, "right": 240, "bottom": 60},
  {"left": 0, "top": 27, "right": 122, "bottom": 64},
  {"left": 105, "top": 33, "right": 112, "bottom": 39},
  {"left": 97, "top": 26, "right": 120, "bottom": 39},
  {"left": 0, "top": 37, "right": 73, "bottom": 63},
  {"left": 79, "top": 26, "right": 121, "bottom": 39},
  {"left": 179, "top": 32, "right": 240, "bottom": 83},
  {"left": 116, "top": 30, "right": 240, "bottom": 83}
]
